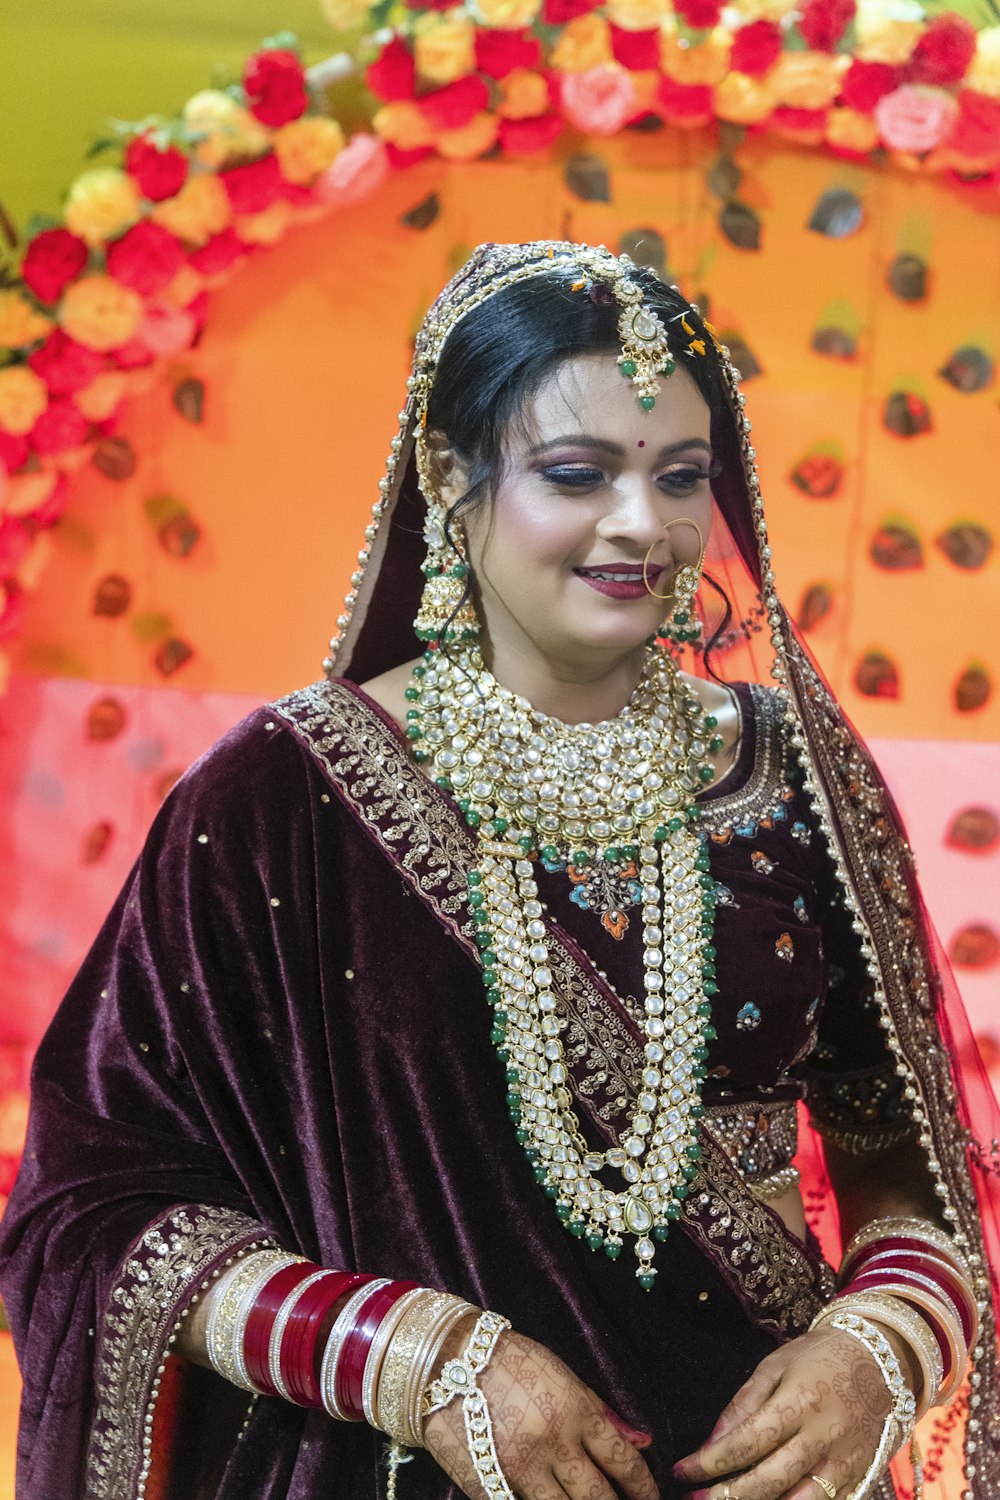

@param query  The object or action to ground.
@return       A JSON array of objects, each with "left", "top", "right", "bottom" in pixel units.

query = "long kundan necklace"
[{"left": 405, "top": 641, "right": 724, "bottom": 1287}]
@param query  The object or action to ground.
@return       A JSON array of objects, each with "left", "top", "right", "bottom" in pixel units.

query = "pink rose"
[
  {"left": 316, "top": 134, "right": 390, "bottom": 207},
  {"left": 560, "top": 65, "right": 639, "bottom": 136},
  {"left": 875, "top": 84, "right": 958, "bottom": 153},
  {"left": 134, "top": 300, "right": 197, "bottom": 358}
]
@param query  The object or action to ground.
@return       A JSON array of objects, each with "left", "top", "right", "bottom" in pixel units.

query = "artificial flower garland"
[{"left": 2, "top": 7, "right": 1000, "bottom": 694}]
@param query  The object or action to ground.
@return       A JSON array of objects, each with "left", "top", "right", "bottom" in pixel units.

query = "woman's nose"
[{"left": 597, "top": 482, "right": 670, "bottom": 551}]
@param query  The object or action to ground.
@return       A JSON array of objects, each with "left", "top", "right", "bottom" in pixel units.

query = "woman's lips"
[{"left": 573, "top": 563, "right": 662, "bottom": 600}]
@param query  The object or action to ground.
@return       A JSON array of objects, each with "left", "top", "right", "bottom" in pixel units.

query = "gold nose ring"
[{"left": 642, "top": 518, "right": 705, "bottom": 600}]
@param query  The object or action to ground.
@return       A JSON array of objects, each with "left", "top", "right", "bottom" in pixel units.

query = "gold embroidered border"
[
  {"left": 786, "top": 640, "right": 1000, "bottom": 1491},
  {"left": 275, "top": 681, "right": 832, "bottom": 1333},
  {"left": 84, "top": 1204, "right": 272, "bottom": 1499},
  {"left": 697, "top": 683, "right": 792, "bottom": 835}
]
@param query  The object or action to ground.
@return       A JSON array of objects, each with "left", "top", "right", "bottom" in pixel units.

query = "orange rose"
[
  {"left": 498, "top": 68, "right": 551, "bottom": 119},
  {"left": 414, "top": 18, "right": 477, "bottom": 85},
  {"left": 437, "top": 112, "right": 500, "bottom": 160},
  {"left": 0, "top": 292, "right": 52, "bottom": 349},
  {"left": 59, "top": 275, "right": 143, "bottom": 352},
  {"left": 64, "top": 169, "right": 142, "bottom": 248},
  {"left": 235, "top": 201, "right": 293, "bottom": 246},
  {"left": 275, "top": 117, "right": 345, "bottom": 185},
  {"left": 75, "top": 371, "right": 128, "bottom": 422},
  {"left": 714, "top": 72, "right": 777, "bottom": 123},
  {"left": 3, "top": 470, "right": 60, "bottom": 518},
  {"left": 183, "top": 90, "right": 271, "bottom": 169},
  {"left": 152, "top": 175, "right": 232, "bottom": 247},
  {"left": 163, "top": 264, "right": 205, "bottom": 310},
  {"left": 660, "top": 25, "right": 730, "bottom": 85},
  {"left": 771, "top": 51, "right": 847, "bottom": 109},
  {"left": 373, "top": 102, "right": 436, "bottom": 150},
  {"left": 551, "top": 15, "right": 613, "bottom": 72},
  {"left": 0, "top": 366, "right": 48, "bottom": 435},
  {"left": 826, "top": 106, "right": 879, "bottom": 154}
]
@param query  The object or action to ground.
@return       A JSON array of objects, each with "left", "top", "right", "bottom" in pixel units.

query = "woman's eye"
[
  {"left": 659, "top": 465, "right": 711, "bottom": 493},
  {"left": 540, "top": 465, "right": 605, "bottom": 488}
]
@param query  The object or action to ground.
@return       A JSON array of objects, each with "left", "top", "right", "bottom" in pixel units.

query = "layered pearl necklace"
[{"left": 405, "top": 643, "right": 724, "bottom": 1287}]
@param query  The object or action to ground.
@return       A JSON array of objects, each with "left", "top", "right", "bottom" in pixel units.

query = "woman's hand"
[
  {"left": 671, "top": 1323, "right": 901, "bottom": 1500},
  {"left": 423, "top": 1327, "right": 659, "bottom": 1500}
]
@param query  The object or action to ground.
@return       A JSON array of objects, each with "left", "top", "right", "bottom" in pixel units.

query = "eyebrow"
[{"left": 527, "top": 435, "right": 712, "bottom": 459}]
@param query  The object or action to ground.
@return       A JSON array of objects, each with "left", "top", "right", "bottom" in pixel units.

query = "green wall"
[{"left": 1, "top": 0, "right": 334, "bottom": 235}]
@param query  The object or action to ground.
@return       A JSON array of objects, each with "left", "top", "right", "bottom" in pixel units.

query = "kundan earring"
[
  {"left": 643, "top": 519, "right": 705, "bottom": 646},
  {"left": 414, "top": 431, "right": 479, "bottom": 646}
]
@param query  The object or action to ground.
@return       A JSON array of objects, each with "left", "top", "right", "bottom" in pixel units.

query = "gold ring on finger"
[{"left": 810, "top": 1477, "right": 838, "bottom": 1500}]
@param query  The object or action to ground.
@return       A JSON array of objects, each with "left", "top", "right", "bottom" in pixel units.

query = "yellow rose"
[
  {"left": 660, "top": 24, "right": 730, "bottom": 85},
  {"left": 373, "top": 102, "right": 436, "bottom": 150},
  {"left": 968, "top": 27, "right": 1000, "bottom": 98},
  {"left": 472, "top": 0, "right": 542, "bottom": 28},
  {"left": 0, "top": 366, "right": 47, "bottom": 435},
  {"left": 17, "top": 533, "right": 53, "bottom": 592},
  {"left": 0, "top": 292, "right": 51, "bottom": 349},
  {"left": 825, "top": 106, "right": 880, "bottom": 154},
  {"left": 605, "top": 0, "right": 669, "bottom": 32},
  {"left": 3, "top": 471, "right": 59, "bottom": 517},
  {"left": 855, "top": 1, "right": 922, "bottom": 65},
  {"left": 320, "top": 0, "right": 372, "bottom": 28},
  {"left": 75, "top": 371, "right": 128, "bottom": 422},
  {"left": 551, "top": 15, "right": 613, "bottom": 73},
  {"left": 183, "top": 89, "right": 271, "bottom": 169},
  {"left": 771, "top": 51, "right": 847, "bottom": 110},
  {"left": 730, "top": 0, "right": 797, "bottom": 18},
  {"left": 414, "top": 18, "right": 477, "bottom": 86},
  {"left": 64, "top": 168, "right": 142, "bottom": 248},
  {"left": 235, "top": 201, "right": 293, "bottom": 246},
  {"left": 275, "top": 117, "right": 345, "bottom": 185},
  {"left": 714, "top": 72, "right": 777, "bottom": 124},
  {"left": 59, "top": 275, "right": 143, "bottom": 352},
  {"left": 163, "top": 264, "right": 204, "bottom": 309},
  {"left": 498, "top": 69, "right": 551, "bottom": 119},
  {"left": 152, "top": 175, "right": 232, "bottom": 247},
  {"left": 437, "top": 111, "right": 500, "bottom": 160}
]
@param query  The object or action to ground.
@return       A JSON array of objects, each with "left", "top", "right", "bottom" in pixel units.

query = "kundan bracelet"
[
  {"left": 833, "top": 1290, "right": 944, "bottom": 1422},
  {"left": 811, "top": 1307, "right": 916, "bottom": 1500},
  {"left": 424, "top": 1310, "right": 514, "bottom": 1500}
]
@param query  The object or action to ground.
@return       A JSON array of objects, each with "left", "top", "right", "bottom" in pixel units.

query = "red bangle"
[
  {"left": 335, "top": 1280, "right": 419, "bottom": 1422},
  {"left": 842, "top": 1235, "right": 964, "bottom": 1282},
  {"left": 842, "top": 1269, "right": 955, "bottom": 1368},
  {"left": 244, "top": 1262, "right": 318, "bottom": 1395},
  {"left": 843, "top": 1249, "right": 975, "bottom": 1345},
  {"left": 281, "top": 1272, "right": 373, "bottom": 1407}
]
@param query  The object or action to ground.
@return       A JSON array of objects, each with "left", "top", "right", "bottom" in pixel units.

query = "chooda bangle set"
[
  {"left": 206, "top": 1252, "right": 510, "bottom": 1497},
  {"left": 808, "top": 1216, "right": 979, "bottom": 1500}
]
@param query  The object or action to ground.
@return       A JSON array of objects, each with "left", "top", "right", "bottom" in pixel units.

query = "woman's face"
[{"left": 458, "top": 353, "right": 715, "bottom": 677}]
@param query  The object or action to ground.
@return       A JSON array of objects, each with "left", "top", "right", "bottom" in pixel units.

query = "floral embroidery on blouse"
[
  {"left": 775, "top": 932, "right": 794, "bottom": 962},
  {"left": 540, "top": 850, "right": 642, "bottom": 940},
  {"left": 793, "top": 895, "right": 809, "bottom": 924},
  {"left": 791, "top": 821, "right": 811, "bottom": 844},
  {"left": 737, "top": 1002, "right": 762, "bottom": 1031},
  {"left": 750, "top": 850, "right": 775, "bottom": 875}
]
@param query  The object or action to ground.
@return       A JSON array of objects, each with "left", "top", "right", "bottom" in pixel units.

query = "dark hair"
[{"left": 425, "top": 265, "right": 741, "bottom": 666}]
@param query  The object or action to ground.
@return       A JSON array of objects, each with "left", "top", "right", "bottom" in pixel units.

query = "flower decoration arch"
[{"left": 2, "top": 1, "right": 1000, "bottom": 688}]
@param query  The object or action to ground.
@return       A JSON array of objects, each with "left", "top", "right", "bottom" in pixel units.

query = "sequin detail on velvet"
[{"left": 540, "top": 849, "right": 643, "bottom": 940}]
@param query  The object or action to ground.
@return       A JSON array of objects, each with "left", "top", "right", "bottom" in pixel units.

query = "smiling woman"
[{"left": 1, "top": 242, "right": 998, "bottom": 1500}]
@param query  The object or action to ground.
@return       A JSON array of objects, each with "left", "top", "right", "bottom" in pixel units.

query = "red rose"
[
  {"left": 21, "top": 227, "right": 89, "bottom": 306},
  {"left": 189, "top": 227, "right": 248, "bottom": 276},
  {"left": 29, "top": 472, "right": 69, "bottom": 527},
  {"left": 220, "top": 153, "right": 285, "bottom": 214},
  {"left": 772, "top": 106, "right": 827, "bottom": 142},
  {"left": 385, "top": 142, "right": 436, "bottom": 169},
  {"left": 106, "top": 221, "right": 185, "bottom": 296},
  {"left": 29, "top": 330, "right": 104, "bottom": 395},
  {"left": 111, "top": 338, "right": 155, "bottom": 370},
  {"left": 948, "top": 89, "right": 1000, "bottom": 162},
  {"left": 673, "top": 0, "right": 722, "bottom": 28},
  {"left": 0, "top": 585, "right": 25, "bottom": 642},
  {"left": 0, "top": 431, "right": 29, "bottom": 473},
  {"left": 405, "top": 0, "right": 455, "bottom": 11},
  {"left": 419, "top": 75, "right": 490, "bottom": 131},
  {"left": 730, "top": 20, "right": 783, "bottom": 78},
  {"left": 542, "top": 0, "right": 601, "bottom": 23},
  {"left": 243, "top": 48, "right": 308, "bottom": 127},
  {"left": 497, "top": 113, "right": 564, "bottom": 154},
  {"left": 656, "top": 76, "right": 714, "bottom": 123},
  {"left": 366, "top": 38, "right": 417, "bottom": 100},
  {"left": 840, "top": 58, "right": 900, "bottom": 113},
  {"left": 124, "top": 133, "right": 189, "bottom": 201},
  {"left": 906, "top": 14, "right": 976, "bottom": 88},
  {"left": 31, "top": 398, "right": 89, "bottom": 455},
  {"left": 0, "top": 517, "right": 31, "bottom": 575},
  {"left": 474, "top": 29, "right": 541, "bottom": 80},
  {"left": 798, "top": 0, "right": 854, "bottom": 53},
  {"left": 610, "top": 26, "right": 660, "bottom": 71}
]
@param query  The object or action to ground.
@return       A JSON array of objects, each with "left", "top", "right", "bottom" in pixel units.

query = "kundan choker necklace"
[{"left": 405, "top": 642, "right": 724, "bottom": 1287}]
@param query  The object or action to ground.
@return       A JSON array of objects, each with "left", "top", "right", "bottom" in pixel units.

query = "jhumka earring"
[
  {"left": 413, "top": 431, "right": 479, "bottom": 646},
  {"left": 643, "top": 519, "right": 705, "bottom": 647}
]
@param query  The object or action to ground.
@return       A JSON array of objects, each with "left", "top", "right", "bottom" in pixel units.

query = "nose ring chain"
[{"left": 642, "top": 518, "right": 705, "bottom": 602}]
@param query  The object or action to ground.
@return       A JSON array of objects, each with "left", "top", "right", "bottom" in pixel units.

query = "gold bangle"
[
  {"left": 375, "top": 1291, "right": 457, "bottom": 1444},
  {"left": 362, "top": 1288, "right": 428, "bottom": 1429},
  {"left": 206, "top": 1250, "right": 300, "bottom": 1391},
  {"left": 405, "top": 1299, "right": 478, "bottom": 1448}
]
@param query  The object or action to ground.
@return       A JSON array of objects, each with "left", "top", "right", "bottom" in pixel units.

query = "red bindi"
[{"left": 637, "top": 440, "right": 645, "bottom": 448}]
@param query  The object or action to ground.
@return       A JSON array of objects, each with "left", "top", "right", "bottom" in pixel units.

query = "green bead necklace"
[{"left": 407, "top": 643, "right": 722, "bottom": 1288}]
